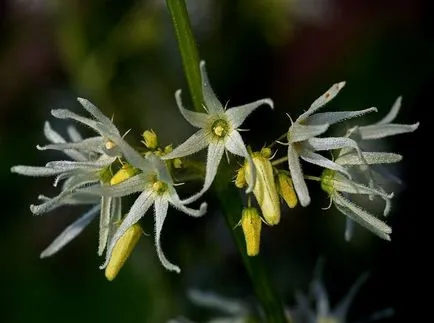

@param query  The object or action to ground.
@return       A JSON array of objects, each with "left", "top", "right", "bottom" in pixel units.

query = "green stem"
[
  {"left": 166, "top": 0, "right": 203, "bottom": 112},
  {"left": 166, "top": 1, "right": 287, "bottom": 322}
]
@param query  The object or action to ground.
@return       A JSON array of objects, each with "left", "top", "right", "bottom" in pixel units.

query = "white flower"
[
  {"left": 90, "top": 154, "right": 207, "bottom": 273},
  {"left": 286, "top": 82, "right": 377, "bottom": 207},
  {"left": 11, "top": 121, "right": 120, "bottom": 257},
  {"left": 320, "top": 149, "right": 403, "bottom": 241},
  {"left": 354, "top": 96, "right": 419, "bottom": 140},
  {"left": 162, "top": 61, "right": 274, "bottom": 203}
]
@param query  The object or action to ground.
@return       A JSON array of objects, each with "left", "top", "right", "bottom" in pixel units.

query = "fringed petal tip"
[{"left": 198, "top": 202, "right": 208, "bottom": 215}]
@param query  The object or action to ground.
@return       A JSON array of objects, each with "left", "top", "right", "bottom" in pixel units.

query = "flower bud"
[
  {"left": 110, "top": 164, "right": 136, "bottom": 186},
  {"left": 276, "top": 172, "right": 298, "bottom": 208},
  {"left": 245, "top": 152, "right": 280, "bottom": 225},
  {"left": 241, "top": 207, "right": 262, "bottom": 256},
  {"left": 105, "top": 223, "right": 143, "bottom": 281},
  {"left": 142, "top": 130, "right": 158, "bottom": 150}
]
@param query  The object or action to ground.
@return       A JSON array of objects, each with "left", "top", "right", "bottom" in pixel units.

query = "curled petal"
[
  {"left": 84, "top": 173, "right": 147, "bottom": 198},
  {"left": 77, "top": 98, "right": 119, "bottom": 135},
  {"left": 154, "top": 198, "right": 180, "bottom": 273},
  {"left": 226, "top": 98, "right": 274, "bottom": 129},
  {"left": 175, "top": 90, "right": 209, "bottom": 128},
  {"left": 182, "top": 141, "right": 225, "bottom": 204},
  {"left": 168, "top": 188, "right": 207, "bottom": 217},
  {"left": 376, "top": 96, "right": 402, "bottom": 125},
  {"left": 40, "top": 204, "right": 100, "bottom": 258}
]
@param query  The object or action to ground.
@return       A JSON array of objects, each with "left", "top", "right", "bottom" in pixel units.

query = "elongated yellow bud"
[
  {"left": 105, "top": 223, "right": 143, "bottom": 281},
  {"left": 245, "top": 152, "right": 281, "bottom": 225},
  {"left": 277, "top": 172, "right": 298, "bottom": 208},
  {"left": 142, "top": 129, "right": 158, "bottom": 149},
  {"left": 110, "top": 164, "right": 136, "bottom": 186},
  {"left": 241, "top": 207, "right": 262, "bottom": 256}
]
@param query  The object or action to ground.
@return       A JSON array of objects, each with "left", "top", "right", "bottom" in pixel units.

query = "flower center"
[
  {"left": 211, "top": 119, "right": 229, "bottom": 138},
  {"left": 105, "top": 140, "right": 116, "bottom": 150},
  {"left": 152, "top": 180, "right": 168, "bottom": 195},
  {"left": 320, "top": 169, "right": 336, "bottom": 194}
]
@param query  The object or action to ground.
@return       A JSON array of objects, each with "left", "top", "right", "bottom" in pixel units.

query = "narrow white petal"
[
  {"left": 336, "top": 152, "right": 402, "bottom": 165},
  {"left": 200, "top": 61, "right": 224, "bottom": 114},
  {"left": 298, "top": 82, "right": 346, "bottom": 121},
  {"left": 154, "top": 198, "right": 180, "bottom": 273},
  {"left": 77, "top": 98, "right": 118, "bottom": 134},
  {"left": 344, "top": 217, "right": 355, "bottom": 242},
  {"left": 287, "top": 144, "right": 310, "bottom": 206},
  {"left": 288, "top": 123, "right": 329, "bottom": 143},
  {"left": 313, "top": 279, "right": 330, "bottom": 317},
  {"left": 175, "top": 90, "right": 209, "bottom": 128},
  {"left": 182, "top": 141, "right": 225, "bottom": 204},
  {"left": 46, "top": 158, "right": 115, "bottom": 170},
  {"left": 67, "top": 125, "right": 83, "bottom": 142},
  {"left": 333, "top": 273, "right": 369, "bottom": 320},
  {"left": 308, "top": 137, "right": 360, "bottom": 153},
  {"left": 187, "top": 290, "right": 249, "bottom": 315},
  {"left": 224, "top": 130, "right": 256, "bottom": 193},
  {"left": 101, "top": 190, "right": 154, "bottom": 269},
  {"left": 376, "top": 96, "right": 402, "bottom": 125},
  {"left": 300, "top": 149, "right": 351, "bottom": 178},
  {"left": 306, "top": 107, "right": 377, "bottom": 126},
  {"left": 40, "top": 204, "right": 100, "bottom": 258},
  {"left": 84, "top": 173, "right": 147, "bottom": 198},
  {"left": 44, "top": 121, "right": 66, "bottom": 144},
  {"left": 168, "top": 188, "right": 207, "bottom": 217},
  {"left": 162, "top": 128, "right": 210, "bottom": 160},
  {"left": 108, "top": 197, "right": 122, "bottom": 243},
  {"left": 294, "top": 291, "right": 317, "bottom": 322},
  {"left": 98, "top": 196, "right": 112, "bottom": 256},
  {"left": 11, "top": 165, "right": 64, "bottom": 177},
  {"left": 226, "top": 98, "right": 274, "bottom": 129},
  {"left": 37, "top": 137, "right": 105, "bottom": 154},
  {"left": 359, "top": 123, "right": 419, "bottom": 140},
  {"left": 51, "top": 109, "right": 101, "bottom": 131},
  {"left": 333, "top": 193, "right": 391, "bottom": 240}
]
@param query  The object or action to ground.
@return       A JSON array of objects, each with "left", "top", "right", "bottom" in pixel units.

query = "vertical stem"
[
  {"left": 165, "top": 1, "right": 287, "bottom": 322},
  {"left": 166, "top": 0, "right": 203, "bottom": 112}
]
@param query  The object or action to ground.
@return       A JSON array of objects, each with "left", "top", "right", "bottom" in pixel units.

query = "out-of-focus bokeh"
[{"left": 1, "top": 0, "right": 432, "bottom": 322}]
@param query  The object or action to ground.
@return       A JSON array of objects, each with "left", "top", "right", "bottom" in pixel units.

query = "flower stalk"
[{"left": 166, "top": 0, "right": 287, "bottom": 321}]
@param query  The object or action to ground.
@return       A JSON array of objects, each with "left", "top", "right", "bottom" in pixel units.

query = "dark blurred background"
[{"left": 1, "top": 0, "right": 432, "bottom": 322}]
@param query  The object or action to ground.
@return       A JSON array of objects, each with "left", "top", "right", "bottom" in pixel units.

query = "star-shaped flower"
[
  {"left": 11, "top": 121, "right": 120, "bottom": 257},
  {"left": 91, "top": 154, "right": 207, "bottom": 273},
  {"left": 162, "top": 61, "right": 274, "bottom": 203},
  {"left": 285, "top": 82, "right": 377, "bottom": 207}
]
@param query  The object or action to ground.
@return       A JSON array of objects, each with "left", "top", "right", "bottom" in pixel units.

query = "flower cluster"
[{"left": 11, "top": 60, "right": 418, "bottom": 278}]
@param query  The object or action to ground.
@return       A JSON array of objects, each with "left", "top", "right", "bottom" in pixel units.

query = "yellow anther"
[
  {"left": 142, "top": 130, "right": 158, "bottom": 150},
  {"left": 245, "top": 152, "right": 281, "bottom": 225},
  {"left": 214, "top": 125, "right": 225, "bottom": 137},
  {"left": 241, "top": 207, "right": 262, "bottom": 256},
  {"left": 105, "top": 223, "right": 143, "bottom": 281},
  {"left": 105, "top": 140, "right": 116, "bottom": 150},
  {"left": 110, "top": 164, "right": 136, "bottom": 186},
  {"left": 260, "top": 147, "right": 272, "bottom": 159},
  {"left": 152, "top": 180, "right": 167, "bottom": 194},
  {"left": 235, "top": 166, "right": 247, "bottom": 188},
  {"left": 276, "top": 172, "right": 298, "bottom": 208}
]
